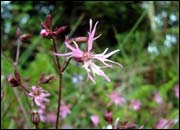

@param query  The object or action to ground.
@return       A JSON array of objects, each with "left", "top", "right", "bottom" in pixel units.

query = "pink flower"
[
  {"left": 130, "top": 100, "right": 141, "bottom": 111},
  {"left": 174, "top": 84, "right": 179, "bottom": 98},
  {"left": 90, "top": 115, "right": 99, "bottom": 126},
  {"left": 38, "top": 108, "right": 56, "bottom": 124},
  {"left": 37, "top": 107, "right": 46, "bottom": 122},
  {"left": 29, "top": 86, "right": 50, "bottom": 109},
  {"left": 153, "top": 92, "right": 163, "bottom": 104},
  {"left": 59, "top": 101, "right": 71, "bottom": 119},
  {"left": 45, "top": 112, "right": 57, "bottom": 124},
  {"left": 54, "top": 19, "right": 122, "bottom": 84},
  {"left": 154, "top": 118, "right": 173, "bottom": 129},
  {"left": 108, "top": 92, "right": 126, "bottom": 106}
]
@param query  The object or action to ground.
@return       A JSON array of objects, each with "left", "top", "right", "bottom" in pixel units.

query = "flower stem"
[
  {"left": 35, "top": 123, "right": 39, "bottom": 129},
  {"left": 61, "top": 58, "right": 72, "bottom": 72},
  {"left": 52, "top": 38, "right": 62, "bottom": 129},
  {"left": 14, "top": 39, "right": 21, "bottom": 67},
  {"left": 56, "top": 72, "right": 62, "bottom": 129}
]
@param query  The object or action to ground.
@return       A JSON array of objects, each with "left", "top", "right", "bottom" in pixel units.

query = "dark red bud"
[
  {"left": 39, "top": 74, "right": 54, "bottom": 84},
  {"left": 31, "top": 110, "right": 40, "bottom": 125},
  {"left": 14, "top": 69, "right": 21, "bottom": 84},
  {"left": 45, "top": 14, "right": 52, "bottom": 29},
  {"left": 39, "top": 74, "right": 45, "bottom": 81},
  {"left": 7, "top": 75, "right": 19, "bottom": 87},
  {"left": 55, "top": 26, "right": 68, "bottom": 36},
  {"left": 20, "top": 34, "right": 31, "bottom": 42},
  {"left": 104, "top": 111, "right": 113, "bottom": 123}
]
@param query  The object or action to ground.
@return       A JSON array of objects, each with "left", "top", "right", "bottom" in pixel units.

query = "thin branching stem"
[
  {"left": 52, "top": 37, "right": 62, "bottom": 129},
  {"left": 61, "top": 58, "right": 72, "bottom": 72}
]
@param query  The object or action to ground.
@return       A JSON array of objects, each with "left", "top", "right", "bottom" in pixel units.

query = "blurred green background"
[{"left": 1, "top": 1, "right": 179, "bottom": 129}]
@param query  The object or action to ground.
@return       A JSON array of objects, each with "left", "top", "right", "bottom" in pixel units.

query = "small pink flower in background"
[
  {"left": 38, "top": 108, "right": 56, "bottom": 124},
  {"left": 60, "top": 101, "right": 71, "bottom": 119},
  {"left": 152, "top": 92, "right": 163, "bottom": 104},
  {"left": 173, "top": 84, "right": 179, "bottom": 98},
  {"left": 90, "top": 115, "right": 99, "bottom": 126},
  {"left": 38, "top": 108, "right": 46, "bottom": 122},
  {"left": 29, "top": 85, "right": 50, "bottom": 109},
  {"left": 130, "top": 100, "right": 141, "bottom": 111},
  {"left": 108, "top": 92, "right": 126, "bottom": 106},
  {"left": 45, "top": 112, "right": 57, "bottom": 124},
  {"left": 54, "top": 19, "right": 122, "bottom": 84},
  {"left": 154, "top": 118, "right": 173, "bottom": 129}
]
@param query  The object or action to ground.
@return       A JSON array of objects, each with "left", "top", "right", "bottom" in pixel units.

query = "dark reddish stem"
[
  {"left": 52, "top": 37, "right": 62, "bottom": 129},
  {"left": 61, "top": 58, "right": 72, "bottom": 72}
]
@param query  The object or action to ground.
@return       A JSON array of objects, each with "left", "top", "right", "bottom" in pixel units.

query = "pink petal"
[
  {"left": 90, "top": 115, "right": 99, "bottom": 126},
  {"left": 88, "top": 20, "right": 99, "bottom": 51},
  {"left": 54, "top": 52, "right": 72, "bottom": 57}
]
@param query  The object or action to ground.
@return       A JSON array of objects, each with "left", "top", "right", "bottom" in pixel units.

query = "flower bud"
[
  {"left": 14, "top": 69, "right": 21, "bottom": 84},
  {"left": 104, "top": 111, "right": 113, "bottom": 124},
  {"left": 55, "top": 26, "right": 68, "bottom": 36},
  {"left": 39, "top": 74, "right": 54, "bottom": 84},
  {"left": 31, "top": 110, "right": 40, "bottom": 125},
  {"left": 74, "top": 37, "right": 88, "bottom": 43},
  {"left": 7, "top": 74, "right": 19, "bottom": 87},
  {"left": 20, "top": 34, "right": 31, "bottom": 42},
  {"left": 45, "top": 14, "right": 52, "bottom": 29}
]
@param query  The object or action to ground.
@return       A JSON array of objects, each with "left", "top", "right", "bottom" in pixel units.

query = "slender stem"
[
  {"left": 20, "top": 82, "right": 30, "bottom": 93},
  {"left": 13, "top": 88, "right": 31, "bottom": 128},
  {"left": 14, "top": 39, "right": 21, "bottom": 66},
  {"left": 51, "top": 37, "right": 62, "bottom": 129},
  {"left": 61, "top": 58, "right": 72, "bottom": 72},
  {"left": 56, "top": 72, "right": 62, "bottom": 129},
  {"left": 52, "top": 38, "right": 61, "bottom": 73},
  {"left": 20, "top": 83, "right": 32, "bottom": 109},
  {"left": 35, "top": 124, "right": 39, "bottom": 129}
]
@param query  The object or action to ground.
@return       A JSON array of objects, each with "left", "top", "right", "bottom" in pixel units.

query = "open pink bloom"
[
  {"left": 130, "top": 100, "right": 141, "bottom": 111},
  {"left": 153, "top": 92, "right": 163, "bottom": 104},
  {"left": 54, "top": 19, "right": 122, "bottom": 84},
  {"left": 173, "top": 84, "right": 179, "bottom": 98},
  {"left": 108, "top": 92, "right": 126, "bottom": 106},
  {"left": 154, "top": 118, "right": 173, "bottom": 129},
  {"left": 90, "top": 115, "right": 99, "bottom": 126},
  {"left": 38, "top": 107, "right": 46, "bottom": 122},
  {"left": 29, "top": 86, "right": 50, "bottom": 109},
  {"left": 60, "top": 101, "right": 71, "bottom": 119}
]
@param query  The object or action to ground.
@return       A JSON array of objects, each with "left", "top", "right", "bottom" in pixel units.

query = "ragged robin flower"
[
  {"left": 54, "top": 19, "right": 123, "bottom": 84},
  {"left": 29, "top": 85, "right": 50, "bottom": 109}
]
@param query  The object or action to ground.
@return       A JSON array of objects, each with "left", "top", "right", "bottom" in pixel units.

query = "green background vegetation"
[{"left": 1, "top": 1, "right": 179, "bottom": 129}]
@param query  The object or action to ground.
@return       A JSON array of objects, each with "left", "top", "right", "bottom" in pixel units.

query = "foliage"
[{"left": 1, "top": 1, "right": 179, "bottom": 129}]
